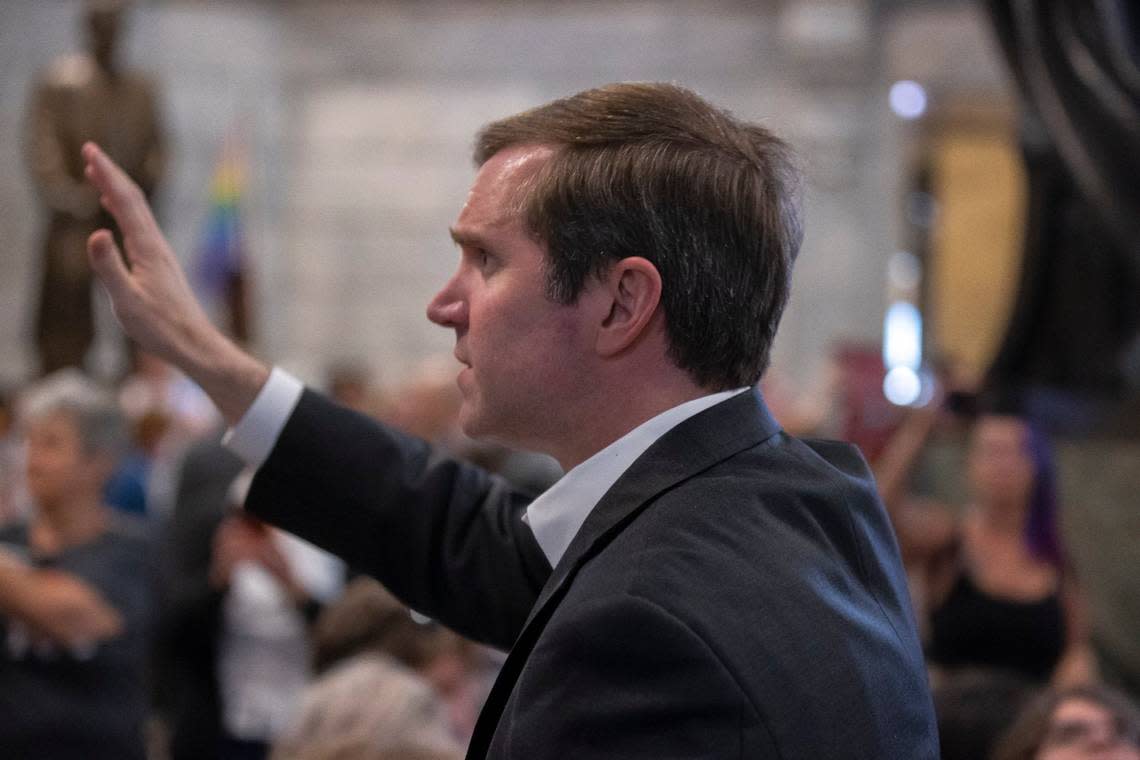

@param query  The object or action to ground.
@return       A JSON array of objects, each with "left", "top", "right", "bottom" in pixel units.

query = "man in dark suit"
[{"left": 81, "top": 82, "right": 939, "bottom": 757}]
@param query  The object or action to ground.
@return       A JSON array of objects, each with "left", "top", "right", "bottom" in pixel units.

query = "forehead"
[
  {"left": 1052, "top": 697, "right": 1114, "bottom": 724},
  {"left": 452, "top": 144, "right": 553, "bottom": 242},
  {"left": 26, "top": 408, "right": 80, "bottom": 438},
  {"left": 973, "top": 415, "right": 1028, "bottom": 446}
]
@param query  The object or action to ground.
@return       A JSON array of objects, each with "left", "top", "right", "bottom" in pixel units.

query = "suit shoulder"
[
  {"left": 596, "top": 430, "right": 906, "bottom": 639},
  {"left": 638, "top": 431, "right": 882, "bottom": 535},
  {"left": 795, "top": 436, "right": 875, "bottom": 479}
]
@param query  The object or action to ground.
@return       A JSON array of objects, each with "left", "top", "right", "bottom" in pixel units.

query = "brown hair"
[
  {"left": 475, "top": 82, "right": 803, "bottom": 390},
  {"left": 992, "top": 684, "right": 1140, "bottom": 760}
]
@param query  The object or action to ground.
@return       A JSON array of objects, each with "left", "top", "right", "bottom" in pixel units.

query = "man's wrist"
[
  {"left": 223, "top": 367, "right": 304, "bottom": 468},
  {"left": 180, "top": 327, "right": 271, "bottom": 426}
]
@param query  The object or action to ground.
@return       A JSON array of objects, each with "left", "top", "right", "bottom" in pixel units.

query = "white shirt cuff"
[{"left": 222, "top": 367, "right": 305, "bottom": 469}]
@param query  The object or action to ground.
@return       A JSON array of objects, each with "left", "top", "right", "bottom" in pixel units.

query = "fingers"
[
  {"left": 81, "top": 141, "right": 158, "bottom": 238},
  {"left": 86, "top": 608, "right": 125, "bottom": 640},
  {"left": 86, "top": 229, "right": 133, "bottom": 300}
]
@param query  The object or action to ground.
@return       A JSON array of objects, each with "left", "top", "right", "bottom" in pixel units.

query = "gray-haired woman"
[{"left": 0, "top": 370, "right": 154, "bottom": 760}]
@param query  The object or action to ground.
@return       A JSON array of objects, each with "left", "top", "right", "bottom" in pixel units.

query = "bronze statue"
[{"left": 25, "top": 1, "right": 164, "bottom": 375}]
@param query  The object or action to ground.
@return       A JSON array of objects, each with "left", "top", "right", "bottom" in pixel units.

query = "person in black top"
[
  {"left": 0, "top": 370, "right": 154, "bottom": 760},
  {"left": 875, "top": 394, "right": 1094, "bottom": 685}
]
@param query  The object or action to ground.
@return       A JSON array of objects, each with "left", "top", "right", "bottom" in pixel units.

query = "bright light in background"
[
  {"left": 882, "top": 299, "right": 925, "bottom": 406},
  {"left": 883, "top": 366, "right": 922, "bottom": 406},
  {"left": 889, "top": 80, "right": 927, "bottom": 120},
  {"left": 883, "top": 301, "right": 923, "bottom": 370},
  {"left": 914, "top": 367, "right": 936, "bottom": 407}
]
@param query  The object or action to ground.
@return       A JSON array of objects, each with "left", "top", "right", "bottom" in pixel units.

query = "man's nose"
[{"left": 426, "top": 277, "right": 468, "bottom": 329}]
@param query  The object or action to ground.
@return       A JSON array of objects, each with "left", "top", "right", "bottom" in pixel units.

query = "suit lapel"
[{"left": 466, "top": 389, "right": 781, "bottom": 758}]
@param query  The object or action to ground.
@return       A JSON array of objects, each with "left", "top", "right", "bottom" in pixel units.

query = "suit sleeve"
[
  {"left": 504, "top": 592, "right": 778, "bottom": 759},
  {"left": 244, "top": 389, "right": 552, "bottom": 650}
]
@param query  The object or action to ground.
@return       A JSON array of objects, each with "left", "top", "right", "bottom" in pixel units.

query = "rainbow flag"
[{"left": 195, "top": 136, "right": 249, "bottom": 340}]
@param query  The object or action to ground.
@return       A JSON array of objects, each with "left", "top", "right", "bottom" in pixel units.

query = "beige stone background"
[{"left": 1, "top": 0, "right": 1008, "bottom": 389}]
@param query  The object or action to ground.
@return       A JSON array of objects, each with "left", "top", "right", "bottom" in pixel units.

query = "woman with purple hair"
[{"left": 874, "top": 397, "right": 1095, "bottom": 687}]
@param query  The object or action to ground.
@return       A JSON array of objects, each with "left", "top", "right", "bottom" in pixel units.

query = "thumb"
[{"left": 86, "top": 229, "right": 132, "bottom": 300}]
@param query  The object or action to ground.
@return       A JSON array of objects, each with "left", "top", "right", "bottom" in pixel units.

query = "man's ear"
[{"left": 595, "top": 257, "right": 663, "bottom": 357}]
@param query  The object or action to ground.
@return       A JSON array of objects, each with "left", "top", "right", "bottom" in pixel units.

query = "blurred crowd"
[
  {"left": 0, "top": 355, "right": 558, "bottom": 760},
  {"left": 0, "top": 356, "right": 1136, "bottom": 760}
]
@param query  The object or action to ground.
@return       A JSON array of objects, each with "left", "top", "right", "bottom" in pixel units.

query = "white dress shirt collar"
[{"left": 524, "top": 387, "right": 748, "bottom": 567}]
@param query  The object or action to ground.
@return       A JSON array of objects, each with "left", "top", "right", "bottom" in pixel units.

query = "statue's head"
[{"left": 84, "top": 1, "right": 127, "bottom": 72}]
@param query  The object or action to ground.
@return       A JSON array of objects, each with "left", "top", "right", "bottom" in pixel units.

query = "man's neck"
[
  {"left": 972, "top": 498, "right": 1029, "bottom": 538},
  {"left": 552, "top": 376, "right": 721, "bottom": 471}
]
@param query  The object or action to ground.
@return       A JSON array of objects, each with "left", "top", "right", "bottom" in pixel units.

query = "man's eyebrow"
[{"left": 448, "top": 227, "right": 482, "bottom": 247}]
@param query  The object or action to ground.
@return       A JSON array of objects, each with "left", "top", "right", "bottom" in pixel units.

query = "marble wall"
[{"left": 0, "top": 0, "right": 1007, "bottom": 391}]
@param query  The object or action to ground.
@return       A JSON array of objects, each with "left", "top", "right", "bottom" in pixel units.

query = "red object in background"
[{"left": 834, "top": 342, "right": 904, "bottom": 462}]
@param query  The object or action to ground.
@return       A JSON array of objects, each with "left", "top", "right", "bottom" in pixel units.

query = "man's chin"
[
  {"left": 458, "top": 407, "right": 517, "bottom": 450},
  {"left": 457, "top": 405, "right": 486, "bottom": 441}
]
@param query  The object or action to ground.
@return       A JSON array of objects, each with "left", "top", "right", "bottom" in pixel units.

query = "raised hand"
[
  {"left": 83, "top": 141, "right": 268, "bottom": 422},
  {"left": 82, "top": 141, "right": 215, "bottom": 366}
]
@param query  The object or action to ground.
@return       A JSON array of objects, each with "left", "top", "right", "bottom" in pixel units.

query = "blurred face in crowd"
[
  {"left": 427, "top": 145, "right": 593, "bottom": 452},
  {"left": 25, "top": 411, "right": 109, "bottom": 512},
  {"left": 1036, "top": 697, "right": 1140, "bottom": 760},
  {"left": 967, "top": 415, "right": 1035, "bottom": 510}
]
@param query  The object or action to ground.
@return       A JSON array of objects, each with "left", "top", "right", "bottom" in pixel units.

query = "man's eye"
[{"left": 477, "top": 249, "right": 495, "bottom": 272}]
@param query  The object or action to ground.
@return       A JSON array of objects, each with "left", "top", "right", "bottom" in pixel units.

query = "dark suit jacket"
[
  {"left": 246, "top": 388, "right": 939, "bottom": 758},
  {"left": 153, "top": 438, "right": 244, "bottom": 760}
]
